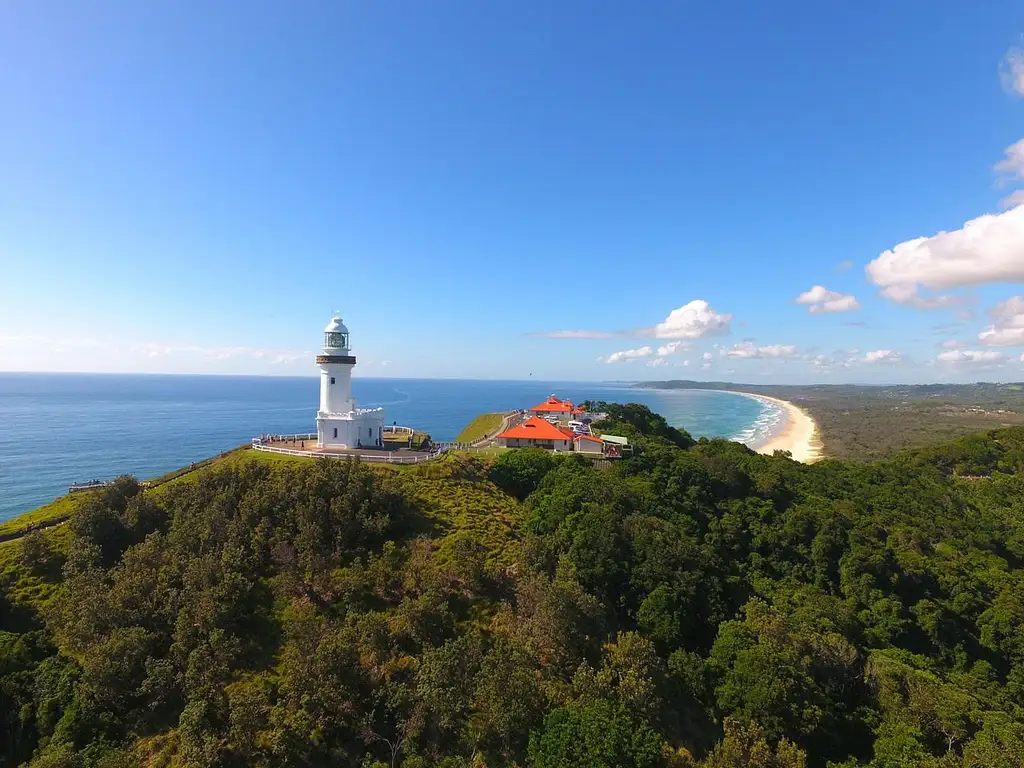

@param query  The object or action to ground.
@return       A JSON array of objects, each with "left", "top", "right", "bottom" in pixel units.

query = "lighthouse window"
[
  {"left": 330, "top": 377, "right": 335, "bottom": 385},
  {"left": 333, "top": 428, "right": 338, "bottom": 438},
  {"left": 368, "top": 428, "right": 372, "bottom": 438}
]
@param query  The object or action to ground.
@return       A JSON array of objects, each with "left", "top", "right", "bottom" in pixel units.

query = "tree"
[
  {"left": 488, "top": 448, "right": 560, "bottom": 500},
  {"left": 527, "top": 699, "right": 663, "bottom": 768}
]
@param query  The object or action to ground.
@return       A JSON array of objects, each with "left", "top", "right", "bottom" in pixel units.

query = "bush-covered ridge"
[{"left": 3, "top": 404, "right": 1024, "bottom": 767}]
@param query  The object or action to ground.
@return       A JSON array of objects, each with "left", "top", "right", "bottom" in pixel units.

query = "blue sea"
[{"left": 0, "top": 374, "right": 780, "bottom": 522}]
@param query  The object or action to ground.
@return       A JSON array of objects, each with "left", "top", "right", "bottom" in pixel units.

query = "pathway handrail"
[{"left": 252, "top": 442, "right": 446, "bottom": 464}]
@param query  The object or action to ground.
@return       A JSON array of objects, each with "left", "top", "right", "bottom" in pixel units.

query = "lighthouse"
[{"left": 315, "top": 315, "right": 385, "bottom": 449}]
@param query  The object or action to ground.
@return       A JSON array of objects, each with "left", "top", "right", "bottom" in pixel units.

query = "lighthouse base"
[{"left": 316, "top": 407, "right": 386, "bottom": 449}]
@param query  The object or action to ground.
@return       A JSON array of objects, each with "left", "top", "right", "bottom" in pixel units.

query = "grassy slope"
[
  {"left": 455, "top": 412, "right": 505, "bottom": 443},
  {"left": 1, "top": 448, "right": 519, "bottom": 623}
]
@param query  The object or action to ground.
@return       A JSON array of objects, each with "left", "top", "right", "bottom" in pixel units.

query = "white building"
[{"left": 316, "top": 315, "right": 385, "bottom": 449}]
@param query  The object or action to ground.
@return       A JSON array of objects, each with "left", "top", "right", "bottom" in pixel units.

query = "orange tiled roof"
[
  {"left": 529, "top": 396, "right": 580, "bottom": 413},
  {"left": 498, "top": 416, "right": 576, "bottom": 441},
  {"left": 574, "top": 434, "right": 602, "bottom": 443}
]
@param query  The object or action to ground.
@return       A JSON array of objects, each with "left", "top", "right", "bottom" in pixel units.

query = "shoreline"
[{"left": 712, "top": 390, "right": 824, "bottom": 463}]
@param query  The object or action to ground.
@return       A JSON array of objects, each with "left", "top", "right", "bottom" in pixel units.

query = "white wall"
[
  {"left": 501, "top": 437, "right": 571, "bottom": 451},
  {"left": 320, "top": 363, "right": 354, "bottom": 414},
  {"left": 317, "top": 410, "right": 385, "bottom": 448}
]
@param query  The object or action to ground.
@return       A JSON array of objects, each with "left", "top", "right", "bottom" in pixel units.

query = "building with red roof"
[
  {"left": 497, "top": 416, "right": 576, "bottom": 450},
  {"left": 528, "top": 394, "right": 584, "bottom": 423}
]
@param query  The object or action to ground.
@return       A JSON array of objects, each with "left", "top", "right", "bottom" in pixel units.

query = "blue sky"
[{"left": 1, "top": 1, "right": 1023, "bottom": 383}]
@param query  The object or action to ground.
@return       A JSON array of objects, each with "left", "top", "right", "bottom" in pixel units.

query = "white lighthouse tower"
[{"left": 316, "top": 315, "right": 385, "bottom": 449}]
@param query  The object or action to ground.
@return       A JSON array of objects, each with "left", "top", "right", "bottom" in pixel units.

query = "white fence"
[{"left": 251, "top": 434, "right": 447, "bottom": 464}]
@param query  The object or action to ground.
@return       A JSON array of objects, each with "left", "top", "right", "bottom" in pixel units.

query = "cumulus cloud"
[
  {"left": 863, "top": 350, "right": 902, "bottom": 364},
  {"left": 702, "top": 352, "right": 713, "bottom": 361},
  {"left": 795, "top": 285, "right": 861, "bottom": 313},
  {"left": 532, "top": 299, "right": 730, "bottom": 341},
  {"left": 646, "top": 357, "right": 666, "bottom": 368},
  {"left": 1001, "top": 46, "right": 1024, "bottom": 96},
  {"left": 866, "top": 205, "right": 1024, "bottom": 306},
  {"left": 939, "top": 339, "right": 964, "bottom": 349},
  {"left": 721, "top": 342, "right": 801, "bottom": 359},
  {"left": 994, "top": 138, "right": 1024, "bottom": 182},
  {"left": 653, "top": 300, "right": 732, "bottom": 339},
  {"left": 600, "top": 346, "right": 653, "bottom": 363},
  {"left": 937, "top": 349, "right": 1006, "bottom": 364},
  {"left": 1001, "top": 190, "right": 1024, "bottom": 209},
  {"left": 978, "top": 296, "right": 1024, "bottom": 346},
  {"left": 656, "top": 341, "right": 686, "bottom": 356}
]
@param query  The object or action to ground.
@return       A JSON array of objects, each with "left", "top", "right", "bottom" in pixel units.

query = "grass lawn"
[
  {"left": 455, "top": 413, "right": 506, "bottom": 443},
  {"left": 382, "top": 430, "right": 432, "bottom": 449},
  {"left": 0, "top": 494, "right": 86, "bottom": 537}
]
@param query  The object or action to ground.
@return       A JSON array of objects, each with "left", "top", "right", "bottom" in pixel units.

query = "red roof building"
[
  {"left": 497, "top": 416, "right": 576, "bottom": 449},
  {"left": 528, "top": 395, "right": 583, "bottom": 421}
]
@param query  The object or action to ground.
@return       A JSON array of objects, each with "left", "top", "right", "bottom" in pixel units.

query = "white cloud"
[
  {"left": 864, "top": 349, "right": 902, "bottom": 364},
  {"left": 939, "top": 339, "right": 964, "bottom": 349},
  {"left": 866, "top": 205, "right": 1024, "bottom": 306},
  {"left": 836, "top": 260, "right": 853, "bottom": 272},
  {"left": 702, "top": 352, "right": 713, "bottom": 361},
  {"left": 600, "top": 346, "right": 653, "bottom": 363},
  {"left": 1001, "top": 46, "right": 1024, "bottom": 97},
  {"left": 646, "top": 357, "right": 666, "bottom": 368},
  {"left": 700, "top": 362, "right": 712, "bottom": 370},
  {"left": 937, "top": 349, "right": 1006, "bottom": 364},
  {"left": 721, "top": 342, "right": 801, "bottom": 359},
  {"left": 653, "top": 300, "right": 732, "bottom": 339},
  {"left": 978, "top": 296, "right": 1024, "bottom": 347},
  {"left": 795, "top": 285, "right": 861, "bottom": 313},
  {"left": 656, "top": 341, "right": 686, "bottom": 356},
  {"left": 532, "top": 299, "right": 730, "bottom": 342},
  {"left": 130, "top": 342, "right": 309, "bottom": 362},
  {"left": 1001, "top": 190, "right": 1024, "bottom": 209},
  {"left": 682, "top": 359, "right": 690, "bottom": 367},
  {"left": 994, "top": 138, "right": 1024, "bottom": 182},
  {"left": 530, "top": 329, "right": 625, "bottom": 339}
]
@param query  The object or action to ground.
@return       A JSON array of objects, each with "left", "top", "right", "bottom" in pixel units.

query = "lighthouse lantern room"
[{"left": 315, "top": 315, "right": 385, "bottom": 449}]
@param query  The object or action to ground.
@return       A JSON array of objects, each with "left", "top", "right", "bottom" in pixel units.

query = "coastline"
[{"left": 717, "top": 390, "right": 824, "bottom": 463}]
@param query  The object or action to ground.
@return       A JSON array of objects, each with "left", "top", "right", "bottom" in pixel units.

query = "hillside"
[
  {"left": 637, "top": 380, "right": 1024, "bottom": 460},
  {"left": 3, "top": 403, "right": 1024, "bottom": 767}
]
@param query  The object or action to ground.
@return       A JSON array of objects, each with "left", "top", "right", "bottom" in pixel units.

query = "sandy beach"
[{"left": 734, "top": 392, "right": 824, "bottom": 463}]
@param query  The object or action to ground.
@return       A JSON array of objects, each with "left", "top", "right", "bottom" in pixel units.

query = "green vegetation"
[
  {"left": 638, "top": 380, "right": 1024, "bottom": 460},
  {"left": 382, "top": 430, "right": 432, "bottom": 450},
  {"left": 0, "top": 494, "right": 81, "bottom": 538},
  {"left": 5, "top": 405, "right": 1024, "bottom": 767},
  {"left": 455, "top": 412, "right": 506, "bottom": 443}
]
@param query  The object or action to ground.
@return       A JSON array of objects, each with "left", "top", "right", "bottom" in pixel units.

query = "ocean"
[{"left": 0, "top": 373, "right": 780, "bottom": 523}]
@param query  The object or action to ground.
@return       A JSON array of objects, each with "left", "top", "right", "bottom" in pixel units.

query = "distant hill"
[{"left": 638, "top": 380, "right": 1024, "bottom": 460}]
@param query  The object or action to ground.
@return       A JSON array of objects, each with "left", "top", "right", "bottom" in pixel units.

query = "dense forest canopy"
[{"left": 4, "top": 402, "right": 1024, "bottom": 767}]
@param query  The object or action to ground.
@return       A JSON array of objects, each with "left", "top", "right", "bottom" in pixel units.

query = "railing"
[
  {"left": 251, "top": 441, "right": 447, "bottom": 464},
  {"left": 253, "top": 433, "right": 317, "bottom": 446}
]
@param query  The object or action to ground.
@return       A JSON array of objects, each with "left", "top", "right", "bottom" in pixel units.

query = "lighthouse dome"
[
  {"left": 324, "top": 316, "right": 349, "bottom": 335},
  {"left": 323, "top": 316, "right": 350, "bottom": 352}
]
